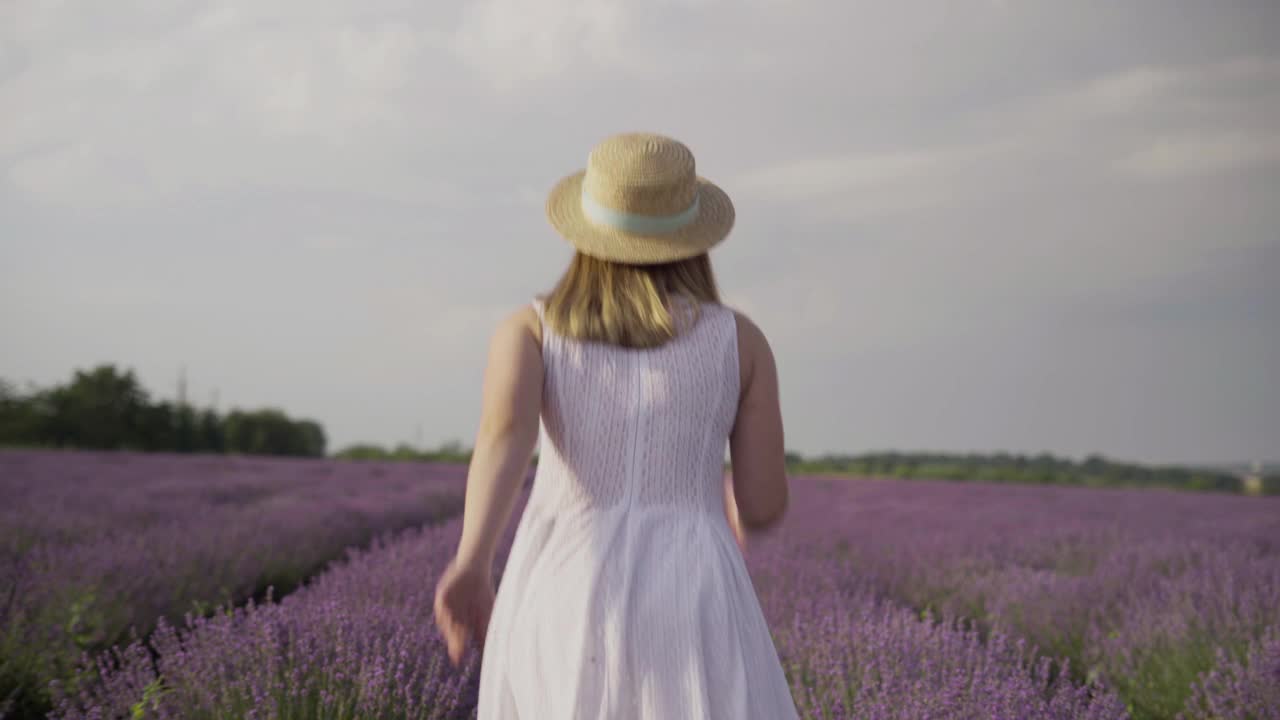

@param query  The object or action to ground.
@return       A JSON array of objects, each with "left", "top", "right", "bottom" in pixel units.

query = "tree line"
[
  {"left": 780, "top": 450, "right": 1276, "bottom": 494},
  {"left": 4, "top": 364, "right": 1272, "bottom": 495},
  {"left": 332, "top": 440, "right": 477, "bottom": 464},
  {"left": 0, "top": 365, "right": 326, "bottom": 457},
  {"left": 336, "top": 443, "right": 1275, "bottom": 496}
]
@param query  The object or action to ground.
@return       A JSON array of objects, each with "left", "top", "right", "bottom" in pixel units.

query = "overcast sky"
[{"left": 2, "top": 0, "right": 1277, "bottom": 466}]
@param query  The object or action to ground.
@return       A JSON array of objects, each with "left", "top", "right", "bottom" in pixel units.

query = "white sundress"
[{"left": 476, "top": 297, "right": 800, "bottom": 719}]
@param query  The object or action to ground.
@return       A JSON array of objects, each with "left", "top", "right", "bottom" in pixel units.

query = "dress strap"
[{"left": 530, "top": 296, "right": 548, "bottom": 346}]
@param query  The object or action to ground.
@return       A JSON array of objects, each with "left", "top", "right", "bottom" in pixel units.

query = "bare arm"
[
  {"left": 452, "top": 307, "right": 544, "bottom": 573},
  {"left": 728, "top": 312, "right": 789, "bottom": 531}
]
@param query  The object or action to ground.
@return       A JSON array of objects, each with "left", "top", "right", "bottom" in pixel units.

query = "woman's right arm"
[{"left": 728, "top": 311, "right": 789, "bottom": 532}]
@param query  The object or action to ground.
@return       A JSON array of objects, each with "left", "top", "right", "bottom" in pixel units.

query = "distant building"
[{"left": 1243, "top": 460, "right": 1263, "bottom": 496}]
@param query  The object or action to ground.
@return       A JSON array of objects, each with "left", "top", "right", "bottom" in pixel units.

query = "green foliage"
[
  {"left": 48, "top": 367, "right": 152, "bottom": 449},
  {"left": 1107, "top": 631, "right": 1224, "bottom": 720},
  {"left": 781, "top": 450, "right": 1250, "bottom": 494},
  {"left": 339, "top": 439, "right": 1250, "bottom": 496},
  {"left": 332, "top": 439, "right": 476, "bottom": 464},
  {"left": 223, "top": 409, "right": 325, "bottom": 457},
  {"left": 330, "top": 443, "right": 390, "bottom": 461},
  {"left": 0, "top": 365, "right": 325, "bottom": 458},
  {"left": 131, "top": 677, "right": 171, "bottom": 720},
  {"left": 0, "top": 379, "right": 44, "bottom": 447}
]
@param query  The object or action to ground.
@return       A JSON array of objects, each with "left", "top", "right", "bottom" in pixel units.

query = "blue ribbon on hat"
[{"left": 581, "top": 187, "right": 700, "bottom": 234}]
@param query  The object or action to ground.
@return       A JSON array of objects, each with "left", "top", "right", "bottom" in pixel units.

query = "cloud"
[
  {"left": 446, "top": 0, "right": 802, "bottom": 92},
  {"left": 360, "top": 282, "right": 514, "bottom": 380},
  {"left": 450, "top": 0, "right": 628, "bottom": 92},
  {"left": 3, "top": 0, "right": 1278, "bottom": 461},
  {"left": 723, "top": 53, "right": 1280, "bottom": 227},
  {"left": 727, "top": 140, "right": 1019, "bottom": 221},
  {"left": 710, "top": 52, "right": 1280, "bottom": 363},
  {"left": 1115, "top": 130, "right": 1280, "bottom": 180},
  {"left": 970, "top": 55, "right": 1280, "bottom": 146},
  {"left": 1, "top": 1, "right": 461, "bottom": 211}
]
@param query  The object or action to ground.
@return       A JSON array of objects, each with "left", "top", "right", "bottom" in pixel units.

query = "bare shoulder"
[
  {"left": 728, "top": 308, "right": 767, "bottom": 348},
  {"left": 726, "top": 307, "right": 774, "bottom": 396},
  {"left": 495, "top": 304, "right": 542, "bottom": 348}
]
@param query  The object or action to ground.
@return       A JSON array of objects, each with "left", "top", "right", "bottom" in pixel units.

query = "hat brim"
[{"left": 546, "top": 171, "right": 735, "bottom": 265}]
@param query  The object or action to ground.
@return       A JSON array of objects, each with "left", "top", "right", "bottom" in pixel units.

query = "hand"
[
  {"left": 728, "top": 505, "right": 747, "bottom": 553},
  {"left": 433, "top": 557, "right": 495, "bottom": 667},
  {"left": 723, "top": 479, "right": 747, "bottom": 554}
]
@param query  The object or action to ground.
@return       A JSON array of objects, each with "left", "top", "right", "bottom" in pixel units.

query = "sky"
[{"left": 2, "top": 0, "right": 1277, "bottom": 466}]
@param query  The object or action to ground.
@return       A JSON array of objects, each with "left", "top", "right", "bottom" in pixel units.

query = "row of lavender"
[
  {"left": 50, "top": 507, "right": 1129, "bottom": 719},
  {"left": 49, "top": 476, "right": 1280, "bottom": 719},
  {"left": 750, "top": 476, "right": 1280, "bottom": 719},
  {"left": 0, "top": 450, "right": 472, "bottom": 718}
]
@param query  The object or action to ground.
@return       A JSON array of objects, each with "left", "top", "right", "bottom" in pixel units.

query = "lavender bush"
[
  {"left": 743, "top": 536, "right": 1126, "bottom": 719},
  {"left": 56, "top": 483, "right": 1129, "bottom": 720},
  {"left": 0, "top": 450, "right": 470, "bottom": 718},
  {"left": 744, "top": 476, "right": 1280, "bottom": 719},
  {"left": 16, "top": 457, "right": 1280, "bottom": 719},
  {"left": 50, "top": 519, "right": 481, "bottom": 720},
  {"left": 1181, "top": 623, "right": 1280, "bottom": 719},
  {"left": 776, "top": 597, "right": 1127, "bottom": 719}
]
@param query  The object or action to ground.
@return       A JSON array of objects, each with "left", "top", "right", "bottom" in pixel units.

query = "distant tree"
[
  {"left": 429, "top": 439, "right": 472, "bottom": 463},
  {"left": 0, "top": 367, "right": 325, "bottom": 458},
  {"left": 136, "top": 401, "right": 176, "bottom": 451},
  {"left": 1082, "top": 453, "right": 1108, "bottom": 474},
  {"left": 222, "top": 410, "right": 251, "bottom": 454},
  {"left": 197, "top": 408, "right": 225, "bottom": 453},
  {"left": 0, "top": 379, "right": 45, "bottom": 446},
  {"left": 44, "top": 365, "right": 151, "bottom": 449},
  {"left": 1262, "top": 475, "right": 1280, "bottom": 496},
  {"left": 224, "top": 409, "right": 306, "bottom": 456},
  {"left": 229, "top": 407, "right": 322, "bottom": 456},
  {"left": 391, "top": 443, "right": 421, "bottom": 461},
  {"left": 173, "top": 403, "right": 198, "bottom": 453},
  {"left": 333, "top": 444, "right": 390, "bottom": 460},
  {"left": 295, "top": 419, "right": 327, "bottom": 457}
]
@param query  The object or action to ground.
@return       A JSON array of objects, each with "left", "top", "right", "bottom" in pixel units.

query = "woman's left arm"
[
  {"left": 436, "top": 306, "right": 542, "bottom": 665},
  {"left": 452, "top": 307, "right": 544, "bottom": 573}
]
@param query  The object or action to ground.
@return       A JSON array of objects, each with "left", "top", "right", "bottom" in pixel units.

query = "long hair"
[{"left": 539, "top": 251, "right": 722, "bottom": 349}]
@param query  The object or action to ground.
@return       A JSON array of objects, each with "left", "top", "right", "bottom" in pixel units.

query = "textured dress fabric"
[{"left": 476, "top": 297, "right": 800, "bottom": 719}]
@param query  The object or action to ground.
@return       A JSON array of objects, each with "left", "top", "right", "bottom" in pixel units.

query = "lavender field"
[
  {"left": 754, "top": 477, "right": 1280, "bottom": 719},
  {"left": 6, "top": 451, "right": 1280, "bottom": 719},
  {"left": 0, "top": 450, "right": 469, "bottom": 719}
]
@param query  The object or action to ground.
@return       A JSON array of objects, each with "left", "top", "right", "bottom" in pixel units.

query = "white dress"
[{"left": 476, "top": 297, "right": 800, "bottom": 719}]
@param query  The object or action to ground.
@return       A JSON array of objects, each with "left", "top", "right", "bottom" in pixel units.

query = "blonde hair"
[{"left": 540, "top": 251, "right": 722, "bottom": 349}]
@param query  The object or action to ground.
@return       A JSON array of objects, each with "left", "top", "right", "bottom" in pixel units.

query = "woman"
[{"left": 434, "top": 132, "right": 798, "bottom": 718}]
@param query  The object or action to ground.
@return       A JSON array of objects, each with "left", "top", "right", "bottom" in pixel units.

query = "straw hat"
[{"left": 546, "top": 132, "right": 735, "bottom": 265}]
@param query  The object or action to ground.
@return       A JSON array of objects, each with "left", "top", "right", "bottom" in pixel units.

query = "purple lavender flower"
[
  {"left": 19, "top": 458, "right": 1280, "bottom": 719},
  {"left": 1, "top": 449, "right": 468, "bottom": 715}
]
